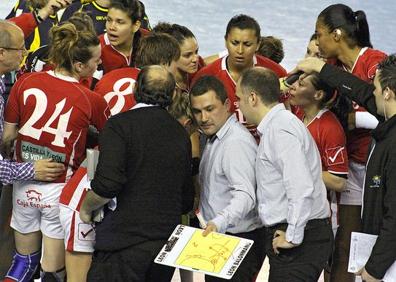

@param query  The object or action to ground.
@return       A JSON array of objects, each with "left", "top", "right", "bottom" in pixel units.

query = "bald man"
[{"left": 80, "top": 65, "right": 194, "bottom": 281}]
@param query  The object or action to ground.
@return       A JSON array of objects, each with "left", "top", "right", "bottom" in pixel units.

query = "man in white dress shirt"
[
  {"left": 190, "top": 75, "right": 264, "bottom": 282},
  {"left": 235, "top": 67, "right": 333, "bottom": 281}
]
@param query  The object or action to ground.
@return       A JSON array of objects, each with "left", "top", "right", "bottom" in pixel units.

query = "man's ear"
[
  {"left": 384, "top": 87, "right": 394, "bottom": 100},
  {"left": 224, "top": 98, "right": 231, "bottom": 112},
  {"left": 249, "top": 91, "right": 258, "bottom": 106},
  {"left": 0, "top": 48, "right": 6, "bottom": 60}
]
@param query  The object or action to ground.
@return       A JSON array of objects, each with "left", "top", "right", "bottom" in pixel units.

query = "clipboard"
[{"left": 154, "top": 224, "right": 254, "bottom": 279}]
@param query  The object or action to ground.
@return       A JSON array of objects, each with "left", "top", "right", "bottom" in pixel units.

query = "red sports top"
[
  {"left": 5, "top": 71, "right": 110, "bottom": 182},
  {"left": 99, "top": 29, "right": 149, "bottom": 75},
  {"left": 94, "top": 67, "right": 139, "bottom": 115},
  {"left": 336, "top": 48, "right": 387, "bottom": 164},
  {"left": 300, "top": 109, "right": 349, "bottom": 175}
]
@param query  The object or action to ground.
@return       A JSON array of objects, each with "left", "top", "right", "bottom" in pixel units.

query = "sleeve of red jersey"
[
  {"left": 322, "top": 120, "right": 348, "bottom": 176},
  {"left": 4, "top": 78, "right": 23, "bottom": 125},
  {"left": 8, "top": 13, "right": 38, "bottom": 39},
  {"left": 89, "top": 92, "right": 110, "bottom": 131}
]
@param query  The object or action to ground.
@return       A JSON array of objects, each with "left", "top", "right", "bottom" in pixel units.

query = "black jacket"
[
  {"left": 320, "top": 64, "right": 396, "bottom": 279},
  {"left": 92, "top": 106, "right": 194, "bottom": 251}
]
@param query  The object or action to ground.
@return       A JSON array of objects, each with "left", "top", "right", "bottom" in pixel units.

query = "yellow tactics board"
[{"left": 155, "top": 225, "right": 253, "bottom": 279}]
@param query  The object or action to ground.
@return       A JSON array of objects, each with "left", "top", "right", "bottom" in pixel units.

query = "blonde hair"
[
  {"left": 168, "top": 92, "right": 192, "bottom": 120},
  {"left": 48, "top": 23, "right": 99, "bottom": 73}
]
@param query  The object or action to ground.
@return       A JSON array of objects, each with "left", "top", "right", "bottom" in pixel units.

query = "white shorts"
[
  {"left": 11, "top": 181, "right": 64, "bottom": 239},
  {"left": 339, "top": 161, "right": 365, "bottom": 205},
  {"left": 59, "top": 205, "right": 95, "bottom": 253}
]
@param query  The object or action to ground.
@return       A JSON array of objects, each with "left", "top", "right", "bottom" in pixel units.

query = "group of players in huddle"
[{"left": 0, "top": 0, "right": 388, "bottom": 281}]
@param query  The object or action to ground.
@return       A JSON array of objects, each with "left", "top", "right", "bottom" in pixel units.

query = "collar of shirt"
[
  {"left": 257, "top": 103, "right": 285, "bottom": 136},
  {"left": 221, "top": 54, "right": 258, "bottom": 71},
  {"left": 47, "top": 70, "right": 79, "bottom": 83},
  {"left": 131, "top": 103, "right": 158, "bottom": 110},
  {"left": 210, "top": 114, "right": 236, "bottom": 143}
]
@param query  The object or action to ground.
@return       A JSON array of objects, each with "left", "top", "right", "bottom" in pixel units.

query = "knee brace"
[
  {"left": 40, "top": 267, "right": 66, "bottom": 282},
  {"left": 5, "top": 250, "right": 41, "bottom": 282}
]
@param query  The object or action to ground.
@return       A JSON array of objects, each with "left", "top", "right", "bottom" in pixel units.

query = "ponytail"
[
  {"left": 318, "top": 4, "right": 372, "bottom": 48},
  {"left": 48, "top": 22, "right": 99, "bottom": 73}
]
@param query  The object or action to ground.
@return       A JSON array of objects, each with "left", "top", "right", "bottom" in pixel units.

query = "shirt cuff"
[
  {"left": 285, "top": 224, "right": 304, "bottom": 245},
  {"left": 355, "top": 111, "right": 379, "bottom": 129},
  {"left": 211, "top": 214, "right": 228, "bottom": 234}
]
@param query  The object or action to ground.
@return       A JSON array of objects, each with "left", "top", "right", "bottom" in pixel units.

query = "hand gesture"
[{"left": 272, "top": 230, "right": 299, "bottom": 255}]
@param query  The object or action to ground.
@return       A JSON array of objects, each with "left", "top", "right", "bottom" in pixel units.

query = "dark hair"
[
  {"left": 48, "top": 23, "right": 99, "bottom": 73},
  {"left": 309, "top": 73, "right": 352, "bottom": 131},
  {"left": 134, "top": 65, "right": 175, "bottom": 108},
  {"left": 190, "top": 76, "right": 228, "bottom": 104},
  {"left": 378, "top": 54, "right": 396, "bottom": 94},
  {"left": 309, "top": 73, "right": 335, "bottom": 108},
  {"left": 240, "top": 67, "right": 280, "bottom": 105},
  {"left": 318, "top": 4, "right": 372, "bottom": 48},
  {"left": 152, "top": 22, "right": 195, "bottom": 45},
  {"left": 109, "top": 0, "right": 143, "bottom": 23},
  {"left": 135, "top": 33, "right": 180, "bottom": 68},
  {"left": 225, "top": 14, "right": 261, "bottom": 42},
  {"left": 257, "top": 36, "right": 284, "bottom": 63}
]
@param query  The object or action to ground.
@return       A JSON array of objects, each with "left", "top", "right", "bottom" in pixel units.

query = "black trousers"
[
  {"left": 265, "top": 218, "right": 333, "bottom": 282},
  {"left": 205, "top": 227, "right": 266, "bottom": 282},
  {"left": 87, "top": 240, "right": 174, "bottom": 282}
]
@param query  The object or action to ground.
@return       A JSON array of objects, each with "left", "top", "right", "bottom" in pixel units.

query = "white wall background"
[{"left": 1, "top": 0, "right": 395, "bottom": 71}]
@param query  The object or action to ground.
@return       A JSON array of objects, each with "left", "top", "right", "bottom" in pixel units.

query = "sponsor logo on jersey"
[{"left": 21, "top": 141, "right": 66, "bottom": 163}]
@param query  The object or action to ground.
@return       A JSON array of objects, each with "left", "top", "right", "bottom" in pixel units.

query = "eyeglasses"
[{"left": 0, "top": 46, "right": 27, "bottom": 54}]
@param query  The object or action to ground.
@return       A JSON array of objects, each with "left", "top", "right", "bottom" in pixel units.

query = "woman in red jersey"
[
  {"left": 315, "top": 4, "right": 387, "bottom": 281},
  {"left": 98, "top": 0, "right": 147, "bottom": 75},
  {"left": 152, "top": 22, "right": 202, "bottom": 94},
  {"left": 2, "top": 22, "right": 109, "bottom": 282}
]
